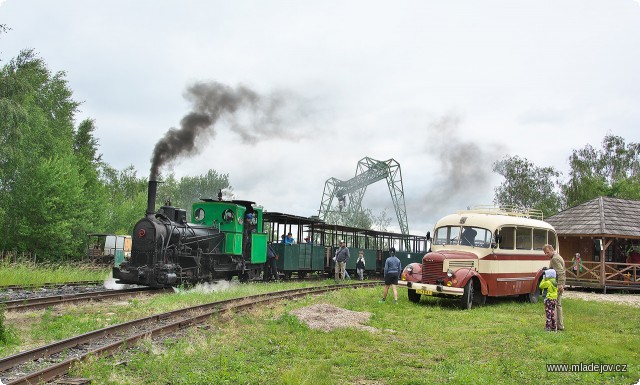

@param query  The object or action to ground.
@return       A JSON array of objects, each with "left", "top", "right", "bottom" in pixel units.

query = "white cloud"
[{"left": 1, "top": 1, "right": 639, "bottom": 234}]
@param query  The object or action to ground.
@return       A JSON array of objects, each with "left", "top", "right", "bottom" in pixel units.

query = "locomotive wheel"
[
  {"left": 239, "top": 269, "right": 260, "bottom": 283},
  {"left": 407, "top": 289, "right": 421, "bottom": 303}
]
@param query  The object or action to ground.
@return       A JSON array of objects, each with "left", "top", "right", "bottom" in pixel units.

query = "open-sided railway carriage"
[{"left": 263, "top": 212, "right": 427, "bottom": 279}]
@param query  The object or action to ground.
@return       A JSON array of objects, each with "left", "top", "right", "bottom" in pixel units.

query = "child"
[
  {"left": 356, "top": 250, "right": 366, "bottom": 280},
  {"left": 539, "top": 268, "right": 559, "bottom": 331}
]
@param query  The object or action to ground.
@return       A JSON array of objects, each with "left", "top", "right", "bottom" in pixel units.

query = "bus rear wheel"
[
  {"left": 528, "top": 280, "right": 541, "bottom": 303},
  {"left": 407, "top": 289, "right": 421, "bottom": 303}
]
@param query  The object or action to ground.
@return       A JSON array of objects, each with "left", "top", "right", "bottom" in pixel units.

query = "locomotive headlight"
[
  {"left": 447, "top": 269, "right": 454, "bottom": 278},
  {"left": 407, "top": 265, "right": 413, "bottom": 272}
]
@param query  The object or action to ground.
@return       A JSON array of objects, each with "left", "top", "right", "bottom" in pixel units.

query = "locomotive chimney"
[{"left": 147, "top": 180, "right": 158, "bottom": 215}]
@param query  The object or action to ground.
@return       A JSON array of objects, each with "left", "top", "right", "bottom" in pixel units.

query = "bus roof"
[{"left": 435, "top": 209, "right": 555, "bottom": 232}]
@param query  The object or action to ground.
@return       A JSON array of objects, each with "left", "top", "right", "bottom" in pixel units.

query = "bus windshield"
[{"left": 433, "top": 226, "right": 492, "bottom": 248}]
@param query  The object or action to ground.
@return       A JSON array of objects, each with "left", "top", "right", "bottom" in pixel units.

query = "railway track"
[
  {"left": 1, "top": 287, "right": 167, "bottom": 311},
  {"left": 0, "top": 282, "right": 380, "bottom": 385},
  {"left": 0, "top": 281, "right": 103, "bottom": 291}
]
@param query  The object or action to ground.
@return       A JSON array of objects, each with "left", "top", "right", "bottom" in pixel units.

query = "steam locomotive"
[{"left": 113, "top": 181, "right": 267, "bottom": 287}]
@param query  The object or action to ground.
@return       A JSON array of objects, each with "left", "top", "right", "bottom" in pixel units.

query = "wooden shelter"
[{"left": 545, "top": 196, "right": 640, "bottom": 292}]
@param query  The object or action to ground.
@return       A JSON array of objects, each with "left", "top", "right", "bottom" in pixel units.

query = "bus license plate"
[{"left": 416, "top": 289, "right": 432, "bottom": 295}]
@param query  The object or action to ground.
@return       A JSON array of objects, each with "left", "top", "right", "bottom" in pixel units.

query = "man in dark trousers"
[
  {"left": 381, "top": 247, "right": 402, "bottom": 304},
  {"left": 334, "top": 240, "right": 350, "bottom": 282},
  {"left": 264, "top": 242, "right": 278, "bottom": 281}
]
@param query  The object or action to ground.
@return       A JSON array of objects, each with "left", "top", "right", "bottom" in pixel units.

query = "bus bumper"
[{"left": 398, "top": 280, "right": 465, "bottom": 296}]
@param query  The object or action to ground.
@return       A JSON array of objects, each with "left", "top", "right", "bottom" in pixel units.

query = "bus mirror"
[
  {"left": 426, "top": 231, "right": 431, "bottom": 241},
  {"left": 494, "top": 233, "right": 502, "bottom": 246}
]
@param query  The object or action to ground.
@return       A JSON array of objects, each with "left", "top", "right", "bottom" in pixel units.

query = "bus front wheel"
[
  {"left": 460, "top": 279, "right": 474, "bottom": 310},
  {"left": 407, "top": 289, "right": 421, "bottom": 303}
]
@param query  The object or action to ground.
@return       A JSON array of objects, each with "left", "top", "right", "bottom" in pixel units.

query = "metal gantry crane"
[{"left": 318, "top": 157, "right": 409, "bottom": 245}]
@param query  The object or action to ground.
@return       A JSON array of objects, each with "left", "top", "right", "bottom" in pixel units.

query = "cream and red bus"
[{"left": 399, "top": 206, "right": 557, "bottom": 309}]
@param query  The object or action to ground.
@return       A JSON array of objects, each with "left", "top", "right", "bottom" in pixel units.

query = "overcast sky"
[{"left": 2, "top": 0, "right": 640, "bottom": 236}]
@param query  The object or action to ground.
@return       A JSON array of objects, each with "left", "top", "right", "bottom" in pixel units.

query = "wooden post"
[{"left": 600, "top": 238, "right": 614, "bottom": 286}]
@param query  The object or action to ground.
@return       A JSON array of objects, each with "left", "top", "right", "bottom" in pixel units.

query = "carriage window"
[
  {"left": 499, "top": 227, "right": 515, "bottom": 249},
  {"left": 516, "top": 227, "right": 532, "bottom": 250},
  {"left": 533, "top": 229, "right": 547, "bottom": 250},
  {"left": 194, "top": 208, "right": 205, "bottom": 221}
]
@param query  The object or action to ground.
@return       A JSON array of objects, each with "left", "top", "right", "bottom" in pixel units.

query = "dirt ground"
[
  {"left": 289, "top": 303, "right": 380, "bottom": 333},
  {"left": 563, "top": 290, "right": 640, "bottom": 308}
]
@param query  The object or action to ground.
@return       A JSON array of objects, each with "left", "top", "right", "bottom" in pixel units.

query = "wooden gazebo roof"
[{"left": 546, "top": 196, "right": 640, "bottom": 239}]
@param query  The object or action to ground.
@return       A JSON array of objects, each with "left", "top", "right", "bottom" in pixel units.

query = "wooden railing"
[{"left": 566, "top": 261, "right": 640, "bottom": 287}]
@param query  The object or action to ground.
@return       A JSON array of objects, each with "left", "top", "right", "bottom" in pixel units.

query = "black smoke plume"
[
  {"left": 412, "top": 113, "right": 504, "bottom": 217},
  {"left": 150, "top": 81, "right": 297, "bottom": 180}
]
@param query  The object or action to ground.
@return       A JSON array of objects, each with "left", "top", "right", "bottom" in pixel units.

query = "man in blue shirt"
[{"left": 381, "top": 247, "right": 402, "bottom": 304}]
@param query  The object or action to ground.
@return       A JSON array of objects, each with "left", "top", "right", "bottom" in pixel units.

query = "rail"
[{"left": 0, "top": 282, "right": 381, "bottom": 385}]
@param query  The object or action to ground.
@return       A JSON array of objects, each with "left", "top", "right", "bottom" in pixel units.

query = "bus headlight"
[{"left": 447, "top": 269, "right": 454, "bottom": 278}]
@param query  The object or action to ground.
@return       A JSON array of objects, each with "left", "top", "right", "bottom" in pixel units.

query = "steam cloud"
[
  {"left": 150, "top": 81, "right": 300, "bottom": 180},
  {"left": 414, "top": 113, "right": 503, "bottom": 217}
]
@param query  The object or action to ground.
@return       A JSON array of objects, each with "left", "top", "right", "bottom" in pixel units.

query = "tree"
[
  {"left": 157, "top": 170, "right": 232, "bottom": 220},
  {"left": 100, "top": 165, "right": 148, "bottom": 235},
  {"left": 493, "top": 155, "right": 563, "bottom": 218},
  {"left": 11, "top": 154, "right": 86, "bottom": 259},
  {"left": 563, "top": 134, "right": 640, "bottom": 207},
  {"left": 324, "top": 204, "right": 373, "bottom": 229},
  {"left": 0, "top": 49, "right": 86, "bottom": 258},
  {"left": 371, "top": 209, "right": 392, "bottom": 232},
  {"left": 73, "top": 118, "right": 108, "bottom": 235}
]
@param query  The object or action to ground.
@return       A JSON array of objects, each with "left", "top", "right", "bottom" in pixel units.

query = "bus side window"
[
  {"left": 499, "top": 227, "right": 515, "bottom": 249},
  {"left": 533, "top": 228, "right": 547, "bottom": 250},
  {"left": 516, "top": 227, "right": 532, "bottom": 250},
  {"left": 547, "top": 230, "right": 558, "bottom": 250}
]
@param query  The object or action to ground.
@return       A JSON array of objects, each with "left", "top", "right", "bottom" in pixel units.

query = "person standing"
[
  {"left": 544, "top": 244, "right": 566, "bottom": 331},
  {"left": 334, "top": 240, "right": 350, "bottom": 282},
  {"left": 539, "top": 268, "right": 559, "bottom": 331},
  {"left": 264, "top": 242, "right": 278, "bottom": 281},
  {"left": 381, "top": 247, "right": 402, "bottom": 304},
  {"left": 572, "top": 253, "right": 583, "bottom": 277},
  {"left": 356, "top": 250, "right": 366, "bottom": 280}
]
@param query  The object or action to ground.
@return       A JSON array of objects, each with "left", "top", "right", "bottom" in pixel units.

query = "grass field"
[
  {"left": 0, "top": 262, "right": 111, "bottom": 286},
  {"left": 2, "top": 281, "right": 639, "bottom": 384}
]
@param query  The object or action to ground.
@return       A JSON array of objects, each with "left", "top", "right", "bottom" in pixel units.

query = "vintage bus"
[{"left": 399, "top": 206, "right": 558, "bottom": 309}]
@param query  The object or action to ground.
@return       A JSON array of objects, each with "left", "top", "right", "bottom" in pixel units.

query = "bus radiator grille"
[{"left": 422, "top": 260, "right": 444, "bottom": 284}]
